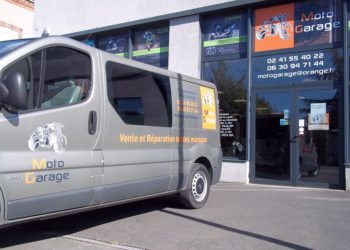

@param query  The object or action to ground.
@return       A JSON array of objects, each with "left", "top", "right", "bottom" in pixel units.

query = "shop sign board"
[
  {"left": 202, "top": 12, "right": 247, "bottom": 57},
  {"left": 254, "top": 0, "right": 342, "bottom": 52},
  {"left": 252, "top": 48, "right": 343, "bottom": 85}
]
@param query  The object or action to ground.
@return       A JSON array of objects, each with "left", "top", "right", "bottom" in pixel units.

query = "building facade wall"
[
  {"left": 169, "top": 15, "right": 201, "bottom": 79},
  {"left": 0, "top": 0, "right": 33, "bottom": 40},
  {"left": 34, "top": 0, "right": 243, "bottom": 36}
]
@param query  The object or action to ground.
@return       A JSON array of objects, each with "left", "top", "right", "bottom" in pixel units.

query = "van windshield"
[{"left": 0, "top": 39, "right": 33, "bottom": 58}]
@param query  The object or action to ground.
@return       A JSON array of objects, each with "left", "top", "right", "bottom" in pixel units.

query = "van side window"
[
  {"left": 106, "top": 61, "right": 172, "bottom": 127},
  {"left": 41, "top": 47, "right": 91, "bottom": 108},
  {"left": 1, "top": 46, "right": 91, "bottom": 112}
]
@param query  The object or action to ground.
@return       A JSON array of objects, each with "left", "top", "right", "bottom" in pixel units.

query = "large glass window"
[
  {"left": 202, "top": 11, "right": 248, "bottom": 160},
  {"left": 106, "top": 62, "right": 172, "bottom": 127},
  {"left": 203, "top": 59, "right": 248, "bottom": 159}
]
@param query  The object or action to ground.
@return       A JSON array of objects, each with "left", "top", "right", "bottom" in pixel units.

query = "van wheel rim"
[{"left": 192, "top": 171, "right": 208, "bottom": 202}]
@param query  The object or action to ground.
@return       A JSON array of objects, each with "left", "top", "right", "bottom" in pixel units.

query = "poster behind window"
[
  {"left": 98, "top": 34, "right": 129, "bottom": 57},
  {"left": 308, "top": 103, "right": 329, "bottom": 130},
  {"left": 133, "top": 27, "right": 169, "bottom": 67},
  {"left": 202, "top": 12, "right": 247, "bottom": 58}
]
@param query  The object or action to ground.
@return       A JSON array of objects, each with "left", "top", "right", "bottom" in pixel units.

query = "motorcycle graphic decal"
[
  {"left": 256, "top": 14, "right": 291, "bottom": 41},
  {"left": 254, "top": 3, "right": 294, "bottom": 52},
  {"left": 208, "top": 23, "right": 236, "bottom": 40},
  {"left": 143, "top": 31, "right": 156, "bottom": 51},
  {"left": 28, "top": 122, "right": 67, "bottom": 154}
]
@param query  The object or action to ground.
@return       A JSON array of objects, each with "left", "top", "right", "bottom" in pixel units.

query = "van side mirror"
[{"left": 1, "top": 72, "right": 27, "bottom": 109}]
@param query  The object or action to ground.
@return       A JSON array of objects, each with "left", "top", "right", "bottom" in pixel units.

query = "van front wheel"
[{"left": 180, "top": 163, "right": 210, "bottom": 209}]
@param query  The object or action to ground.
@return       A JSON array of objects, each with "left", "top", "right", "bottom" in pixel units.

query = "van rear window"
[{"left": 106, "top": 62, "right": 172, "bottom": 127}]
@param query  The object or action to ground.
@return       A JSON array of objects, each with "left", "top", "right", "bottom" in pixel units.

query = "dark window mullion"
[{"left": 36, "top": 50, "right": 46, "bottom": 109}]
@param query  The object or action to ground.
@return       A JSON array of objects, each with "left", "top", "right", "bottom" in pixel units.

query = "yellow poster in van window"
[{"left": 200, "top": 86, "right": 217, "bottom": 130}]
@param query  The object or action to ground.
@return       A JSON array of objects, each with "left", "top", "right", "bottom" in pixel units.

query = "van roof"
[
  {"left": 0, "top": 38, "right": 35, "bottom": 58},
  {"left": 0, "top": 36, "right": 215, "bottom": 89}
]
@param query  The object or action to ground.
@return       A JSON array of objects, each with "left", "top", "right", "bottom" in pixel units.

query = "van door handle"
[{"left": 88, "top": 111, "right": 97, "bottom": 135}]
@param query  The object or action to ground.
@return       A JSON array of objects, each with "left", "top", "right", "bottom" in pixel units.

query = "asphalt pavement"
[{"left": 0, "top": 183, "right": 350, "bottom": 250}]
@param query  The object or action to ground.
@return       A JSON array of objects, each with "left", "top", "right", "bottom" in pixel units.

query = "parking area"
[{"left": 1, "top": 183, "right": 350, "bottom": 250}]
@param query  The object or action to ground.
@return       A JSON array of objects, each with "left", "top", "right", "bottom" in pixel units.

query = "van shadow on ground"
[{"left": 0, "top": 195, "right": 181, "bottom": 248}]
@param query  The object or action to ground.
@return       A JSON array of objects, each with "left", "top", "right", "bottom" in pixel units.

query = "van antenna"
[{"left": 41, "top": 28, "right": 50, "bottom": 37}]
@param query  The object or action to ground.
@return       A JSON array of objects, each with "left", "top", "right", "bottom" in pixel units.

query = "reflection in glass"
[
  {"left": 298, "top": 89, "right": 339, "bottom": 185},
  {"left": 255, "top": 92, "right": 291, "bottom": 181},
  {"left": 77, "top": 36, "right": 96, "bottom": 48},
  {"left": 203, "top": 59, "right": 248, "bottom": 159}
]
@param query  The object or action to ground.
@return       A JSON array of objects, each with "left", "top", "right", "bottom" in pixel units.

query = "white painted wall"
[
  {"left": 0, "top": 27, "right": 18, "bottom": 40},
  {"left": 169, "top": 15, "right": 201, "bottom": 78},
  {"left": 0, "top": 0, "right": 33, "bottom": 40},
  {"left": 220, "top": 162, "right": 249, "bottom": 183},
  {"left": 34, "top": 0, "right": 238, "bottom": 36}
]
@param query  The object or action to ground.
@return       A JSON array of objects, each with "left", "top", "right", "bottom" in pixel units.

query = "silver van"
[{"left": 0, "top": 36, "right": 222, "bottom": 227}]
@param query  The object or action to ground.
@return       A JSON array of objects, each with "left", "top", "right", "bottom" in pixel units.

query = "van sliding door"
[{"left": 102, "top": 61, "right": 172, "bottom": 202}]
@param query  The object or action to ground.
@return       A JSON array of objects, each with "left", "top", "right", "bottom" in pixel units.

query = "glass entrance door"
[
  {"left": 253, "top": 88, "right": 341, "bottom": 187},
  {"left": 255, "top": 91, "right": 291, "bottom": 182}
]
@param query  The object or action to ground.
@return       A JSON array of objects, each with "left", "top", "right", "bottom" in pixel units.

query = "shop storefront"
[
  {"left": 34, "top": 0, "right": 350, "bottom": 189},
  {"left": 201, "top": 0, "right": 345, "bottom": 188}
]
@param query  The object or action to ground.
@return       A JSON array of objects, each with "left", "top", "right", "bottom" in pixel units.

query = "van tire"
[{"left": 180, "top": 163, "right": 210, "bottom": 209}]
